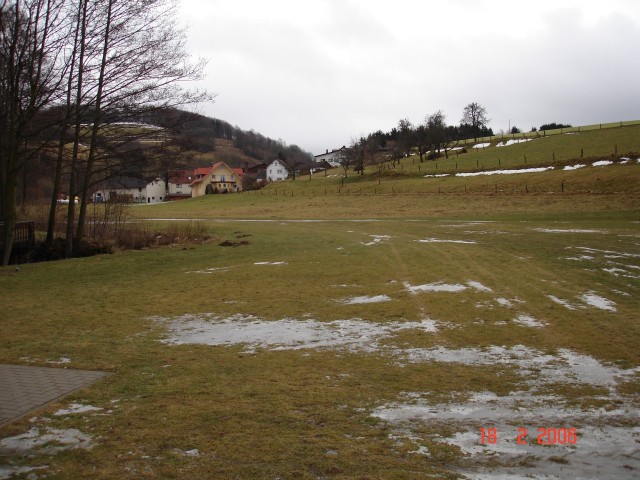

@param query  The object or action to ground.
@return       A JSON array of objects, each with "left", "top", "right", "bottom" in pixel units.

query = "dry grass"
[{"left": 0, "top": 208, "right": 638, "bottom": 478}]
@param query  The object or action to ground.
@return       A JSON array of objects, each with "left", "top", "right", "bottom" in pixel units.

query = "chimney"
[{"left": 326, "top": 149, "right": 328, "bottom": 154}]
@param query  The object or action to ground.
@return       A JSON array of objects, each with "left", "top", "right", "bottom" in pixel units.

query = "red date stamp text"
[{"left": 480, "top": 427, "right": 577, "bottom": 445}]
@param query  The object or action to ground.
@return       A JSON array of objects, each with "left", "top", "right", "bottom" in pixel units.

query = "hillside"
[
  {"left": 150, "top": 108, "right": 314, "bottom": 170},
  {"left": 265, "top": 121, "right": 640, "bottom": 194}
]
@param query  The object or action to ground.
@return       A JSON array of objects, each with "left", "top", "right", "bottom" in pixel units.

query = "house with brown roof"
[
  {"left": 167, "top": 170, "right": 194, "bottom": 201},
  {"left": 190, "top": 162, "right": 244, "bottom": 197}
]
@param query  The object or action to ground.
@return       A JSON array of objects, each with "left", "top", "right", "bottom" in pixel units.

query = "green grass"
[
  {"left": 1, "top": 124, "right": 639, "bottom": 478},
  {"left": 1, "top": 208, "right": 639, "bottom": 478}
]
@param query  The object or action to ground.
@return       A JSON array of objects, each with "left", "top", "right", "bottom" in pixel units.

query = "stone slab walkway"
[{"left": 0, "top": 364, "right": 108, "bottom": 427}]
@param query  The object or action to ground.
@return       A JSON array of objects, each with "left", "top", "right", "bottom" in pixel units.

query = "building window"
[{"left": 176, "top": 183, "right": 182, "bottom": 188}]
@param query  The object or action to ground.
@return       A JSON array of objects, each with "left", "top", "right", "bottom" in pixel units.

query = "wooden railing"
[{"left": 0, "top": 221, "right": 35, "bottom": 254}]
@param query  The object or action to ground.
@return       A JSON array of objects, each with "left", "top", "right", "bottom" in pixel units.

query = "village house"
[
  {"left": 167, "top": 170, "right": 194, "bottom": 201},
  {"left": 266, "top": 159, "right": 289, "bottom": 182},
  {"left": 92, "top": 177, "right": 166, "bottom": 204},
  {"left": 190, "top": 161, "right": 244, "bottom": 197},
  {"left": 314, "top": 147, "right": 346, "bottom": 167}
]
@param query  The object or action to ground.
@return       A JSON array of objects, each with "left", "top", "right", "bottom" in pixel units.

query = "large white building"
[
  {"left": 314, "top": 147, "right": 346, "bottom": 167},
  {"left": 92, "top": 177, "right": 166, "bottom": 204}
]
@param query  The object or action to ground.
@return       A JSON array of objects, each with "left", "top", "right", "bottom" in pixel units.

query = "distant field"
[
  {"left": 1, "top": 122, "right": 639, "bottom": 479},
  {"left": 1, "top": 208, "right": 639, "bottom": 478}
]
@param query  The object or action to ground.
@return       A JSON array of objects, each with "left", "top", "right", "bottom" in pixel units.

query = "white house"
[
  {"left": 266, "top": 159, "right": 289, "bottom": 182},
  {"left": 92, "top": 177, "right": 166, "bottom": 204},
  {"left": 314, "top": 147, "right": 346, "bottom": 167}
]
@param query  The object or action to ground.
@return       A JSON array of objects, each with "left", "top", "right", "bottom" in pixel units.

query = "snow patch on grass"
[
  {"left": 535, "top": 228, "right": 605, "bottom": 234},
  {"left": 0, "top": 428, "right": 93, "bottom": 455},
  {"left": 496, "top": 138, "right": 532, "bottom": 147},
  {"left": 404, "top": 282, "right": 467, "bottom": 294},
  {"left": 456, "top": 166, "right": 553, "bottom": 177},
  {"left": 579, "top": 292, "right": 616, "bottom": 312},
  {"left": 416, "top": 238, "right": 476, "bottom": 244},
  {"left": 53, "top": 404, "right": 103, "bottom": 416},
  {"left": 593, "top": 160, "right": 613, "bottom": 167},
  {"left": 512, "top": 314, "right": 546, "bottom": 328},
  {"left": 342, "top": 295, "right": 391, "bottom": 305},
  {"left": 156, "top": 314, "right": 442, "bottom": 353}
]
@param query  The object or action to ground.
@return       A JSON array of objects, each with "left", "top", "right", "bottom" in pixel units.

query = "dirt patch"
[{"left": 219, "top": 240, "right": 250, "bottom": 247}]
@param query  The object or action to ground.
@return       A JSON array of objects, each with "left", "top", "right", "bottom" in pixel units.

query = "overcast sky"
[{"left": 177, "top": 0, "right": 640, "bottom": 155}]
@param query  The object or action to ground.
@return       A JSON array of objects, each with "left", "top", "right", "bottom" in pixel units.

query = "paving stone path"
[{"left": 0, "top": 364, "right": 108, "bottom": 426}]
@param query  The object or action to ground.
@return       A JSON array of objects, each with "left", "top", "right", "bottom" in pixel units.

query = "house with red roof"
[{"left": 190, "top": 161, "right": 244, "bottom": 197}]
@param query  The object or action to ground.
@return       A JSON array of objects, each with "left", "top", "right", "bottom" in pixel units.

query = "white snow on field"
[
  {"left": 0, "top": 466, "right": 46, "bottom": 479},
  {"left": 372, "top": 343, "right": 640, "bottom": 479},
  {"left": 547, "top": 295, "right": 576, "bottom": 310},
  {"left": 423, "top": 174, "right": 450, "bottom": 178},
  {"left": 466, "top": 281, "right": 492, "bottom": 292},
  {"left": 342, "top": 295, "right": 391, "bottom": 305},
  {"left": 254, "top": 261, "right": 287, "bottom": 266},
  {"left": 512, "top": 314, "right": 546, "bottom": 328},
  {"left": 593, "top": 160, "right": 613, "bottom": 167},
  {"left": 0, "top": 428, "right": 93, "bottom": 454},
  {"left": 404, "top": 282, "right": 467, "bottom": 294},
  {"left": 187, "top": 266, "right": 232, "bottom": 274},
  {"left": 53, "top": 404, "right": 103, "bottom": 416},
  {"left": 456, "top": 166, "right": 553, "bottom": 177},
  {"left": 416, "top": 238, "right": 476, "bottom": 244},
  {"left": 548, "top": 292, "right": 617, "bottom": 312},
  {"left": 579, "top": 292, "right": 616, "bottom": 312},
  {"left": 472, "top": 143, "right": 491, "bottom": 149},
  {"left": 155, "top": 314, "right": 441, "bottom": 352},
  {"left": 535, "top": 228, "right": 605, "bottom": 233},
  {"left": 496, "top": 138, "right": 532, "bottom": 147},
  {"left": 564, "top": 163, "right": 587, "bottom": 170},
  {"left": 361, "top": 235, "right": 391, "bottom": 246}
]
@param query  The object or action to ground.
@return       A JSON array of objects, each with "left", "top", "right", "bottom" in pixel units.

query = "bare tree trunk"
[
  {"left": 47, "top": 0, "right": 82, "bottom": 246},
  {"left": 76, "top": 0, "right": 113, "bottom": 244},
  {"left": 65, "top": 0, "right": 88, "bottom": 258}
]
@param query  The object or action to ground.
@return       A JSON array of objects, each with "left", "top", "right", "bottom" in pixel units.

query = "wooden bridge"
[{"left": 0, "top": 221, "right": 35, "bottom": 262}]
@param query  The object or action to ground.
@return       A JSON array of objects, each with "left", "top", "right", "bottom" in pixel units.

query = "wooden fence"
[{"left": 0, "top": 221, "right": 35, "bottom": 259}]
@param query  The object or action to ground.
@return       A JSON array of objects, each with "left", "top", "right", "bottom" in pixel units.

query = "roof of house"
[
  {"left": 190, "top": 162, "right": 243, "bottom": 186},
  {"left": 168, "top": 169, "right": 194, "bottom": 185}
]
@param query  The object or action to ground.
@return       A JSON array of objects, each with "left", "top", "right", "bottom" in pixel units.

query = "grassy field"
[{"left": 1, "top": 127, "right": 639, "bottom": 478}]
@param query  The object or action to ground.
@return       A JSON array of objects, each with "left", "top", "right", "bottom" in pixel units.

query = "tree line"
[
  {"left": 339, "top": 102, "right": 493, "bottom": 176},
  {"left": 0, "top": 0, "right": 211, "bottom": 264}
]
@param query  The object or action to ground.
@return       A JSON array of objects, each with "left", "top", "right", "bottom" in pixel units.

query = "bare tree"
[
  {"left": 461, "top": 102, "right": 489, "bottom": 141},
  {"left": 0, "top": 0, "right": 68, "bottom": 265},
  {"left": 48, "top": 0, "right": 212, "bottom": 257}
]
